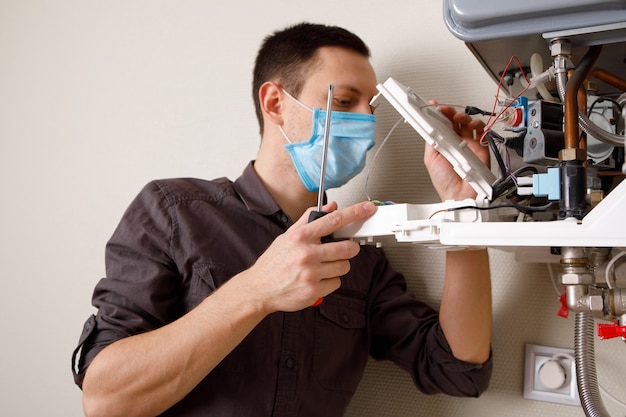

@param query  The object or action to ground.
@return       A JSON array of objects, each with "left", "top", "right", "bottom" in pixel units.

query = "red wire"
[{"left": 481, "top": 56, "right": 531, "bottom": 142}]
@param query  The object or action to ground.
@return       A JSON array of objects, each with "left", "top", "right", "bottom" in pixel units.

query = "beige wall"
[{"left": 1, "top": 1, "right": 624, "bottom": 416}]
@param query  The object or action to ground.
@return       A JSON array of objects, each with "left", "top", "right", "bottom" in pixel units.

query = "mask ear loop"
[
  {"left": 277, "top": 88, "right": 316, "bottom": 144},
  {"left": 364, "top": 117, "right": 403, "bottom": 202},
  {"left": 281, "top": 88, "right": 314, "bottom": 112},
  {"left": 277, "top": 125, "right": 293, "bottom": 144}
]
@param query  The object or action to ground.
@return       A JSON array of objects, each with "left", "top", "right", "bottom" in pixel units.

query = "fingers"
[
  {"left": 437, "top": 104, "right": 456, "bottom": 120},
  {"left": 300, "top": 201, "right": 377, "bottom": 240},
  {"left": 251, "top": 201, "right": 377, "bottom": 312},
  {"left": 293, "top": 201, "right": 339, "bottom": 228},
  {"left": 433, "top": 103, "right": 485, "bottom": 139}
]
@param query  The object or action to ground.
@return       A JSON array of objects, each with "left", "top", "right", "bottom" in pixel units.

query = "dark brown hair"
[{"left": 252, "top": 22, "right": 370, "bottom": 133}]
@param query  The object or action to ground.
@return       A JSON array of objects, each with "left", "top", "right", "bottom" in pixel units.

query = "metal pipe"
[
  {"left": 589, "top": 67, "right": 626, "bottom": 91},
  {"left": 578, "top": 83, "right": 587, "bottom": 151},
  {"left": 564, "top": 46, "right": 602, "bottom": 149},
  {"left": 575, "top": 312, "right": 611, "bottom": 417},
  {"left": 555, "top": 59, "right": 624, "bottom": 147}
]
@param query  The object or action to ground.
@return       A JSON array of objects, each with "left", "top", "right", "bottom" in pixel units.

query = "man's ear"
[{"left": 259, "top": 81, "right": 284, "bottom": 126}]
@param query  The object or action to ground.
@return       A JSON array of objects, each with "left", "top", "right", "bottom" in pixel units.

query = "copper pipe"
[
  {"left": 565, "top": 46, "right": 602, "bottom": 149},
  {"left": 589, "top": 67, "right": 626, "bottom": 91},
  {"left": 577, "top": 84, "right": 587, "bottom": 153}
]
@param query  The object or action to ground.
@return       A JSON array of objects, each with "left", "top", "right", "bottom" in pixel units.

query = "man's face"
[{"left": 282, "top": 46, "right": 378, "bottom": 143}]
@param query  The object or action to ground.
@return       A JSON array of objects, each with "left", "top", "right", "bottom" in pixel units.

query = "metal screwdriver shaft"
[{"left": 317, "top": 83, "right": 333, "bottom": 210}]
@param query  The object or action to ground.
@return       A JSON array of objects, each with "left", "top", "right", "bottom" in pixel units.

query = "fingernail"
[{"left": 362, "top": 201, "right": 375, "bottom": 212}]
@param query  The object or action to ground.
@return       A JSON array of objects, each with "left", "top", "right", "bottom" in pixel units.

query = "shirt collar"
[{"left": 233, "top": 161, "right": 283, "bottom": 216}]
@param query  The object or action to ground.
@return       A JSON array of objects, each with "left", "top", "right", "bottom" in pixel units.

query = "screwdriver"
[
  {"left": 308, "top": 83, "right": 334, "bottom": 223},
  {"left": 309, "top": 83, "right": 333, "bottom": 307}
]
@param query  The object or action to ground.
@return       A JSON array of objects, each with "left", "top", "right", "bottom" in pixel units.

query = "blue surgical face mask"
[{"left": 278, "top": 89, "right": 377, "bottom": 192}]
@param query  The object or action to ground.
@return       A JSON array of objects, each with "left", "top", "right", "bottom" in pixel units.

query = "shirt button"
[
  {"left": 285, "top": 357, "right": 296, "bottom": 369},
  {"left": 342, "top": 313, "right": 350, "bottom": 324},
  {"left": 280, "top": 214, "right": 289, "bottom": 224}
]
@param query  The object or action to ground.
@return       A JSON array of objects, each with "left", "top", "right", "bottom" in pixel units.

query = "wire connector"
[
  {"left": 516, "top": 176, "right": 534, "bottom": 196},
  {"left": 533, "top": 167, "right": 561, "bottom": 201},
  {"left": 465, "top": 106, "right": 495, "bottom": 116}
]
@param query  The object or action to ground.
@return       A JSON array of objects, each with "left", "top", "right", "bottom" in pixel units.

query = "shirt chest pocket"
[
  {"left": 186, "top": 261, "right": 235, "bottom": 311},
  {"left": 313, "top": 291, "right": 369, "bottom": 393}
]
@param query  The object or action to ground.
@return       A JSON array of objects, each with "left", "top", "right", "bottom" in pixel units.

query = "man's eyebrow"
[
  {"left": 333, "top": 84, "right": 361, "bottom": 94},
  {"left": 333, "top": 84, "right": 378, "bottom": 99}
]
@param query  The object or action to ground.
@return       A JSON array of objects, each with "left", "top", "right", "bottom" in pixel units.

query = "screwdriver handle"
[
  {"left": 308, "top": 210, "right": 332, "bottom": 242},
  {"left": 308, "top": 210, "right": 327, "bottom": 223},
  {"left": 308, "top": 210, "right": 330, "bottom": 307}
]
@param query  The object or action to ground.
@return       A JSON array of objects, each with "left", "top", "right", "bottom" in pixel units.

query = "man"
[{"left": 73, "top": 22, "right": 492, "bottom": 417}]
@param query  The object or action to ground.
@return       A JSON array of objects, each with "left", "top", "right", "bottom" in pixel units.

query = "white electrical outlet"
[{"left": 523, "top": 344, "right": 581, "bottom": 406}]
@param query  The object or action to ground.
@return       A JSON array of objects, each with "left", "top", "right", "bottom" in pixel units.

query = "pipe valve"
[{"left": 597, "top": 320, "right": 626, "bottom": 340}]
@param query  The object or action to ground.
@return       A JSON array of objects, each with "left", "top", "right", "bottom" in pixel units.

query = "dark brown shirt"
[{"left": 72, "top": 161, "right": 491, "bottom": 417}]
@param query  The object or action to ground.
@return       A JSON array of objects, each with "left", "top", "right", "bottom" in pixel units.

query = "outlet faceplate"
[{"left": 523, "top": 344, "right": 581, "bottom": 406}]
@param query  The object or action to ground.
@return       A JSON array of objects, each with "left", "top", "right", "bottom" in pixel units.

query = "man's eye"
[{"left": 334, "top": 98, "right": 352, "bottom": 107}]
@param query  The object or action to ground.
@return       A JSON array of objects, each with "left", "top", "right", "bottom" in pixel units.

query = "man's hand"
[
  {"left": 242, "top": 201, "right": 377, "bottom": 313},
  {"left": 424, "top": 104, "right": 490, "bottom": 201}
]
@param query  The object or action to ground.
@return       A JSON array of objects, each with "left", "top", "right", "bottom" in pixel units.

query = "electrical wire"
[
  {"left": 479, "top": 130, "right": 509, "bottom": 200},
  {"left": 364, "top": 117, "right": 403, "bottom": 201},
  {"left": 486, "top": 130, "right": 508, "bottom": 180},
  {"left": 481, "top": 56, "right": 531, "bottom": 142},
  {"left": 427, "top": 201, "right": 554, "bottom": 219},
  {"left": 465, "top": 106, "right": 496, "bottom": 117},
  {"left": 547, "top": 263, "right": 563, "bottom": 297},
  {"left": 585, "top": 97, "right": 624, "bottom": 148},
  {"left": 605, "top": 249, "right": 626, "bottom": 289},
  {"left": 451, "top": 201, "right": 553, "bottom": 213},
  {"left": 480, "top": 125, "right": 541, "bottom": 202},
  {"left": 587, "top": 96, "right": 624, "bottom": 121},
  {"left": 491, "top": 165, "right": 539, "bottom": 201}
]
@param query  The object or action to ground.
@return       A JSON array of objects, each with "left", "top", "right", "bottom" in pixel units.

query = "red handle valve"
[
  {"left": 597, "top": 320, "right": 626, "bottom": 340},
  {"left": 557, "top": 292, "right": 569, "bottom": 319}
]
